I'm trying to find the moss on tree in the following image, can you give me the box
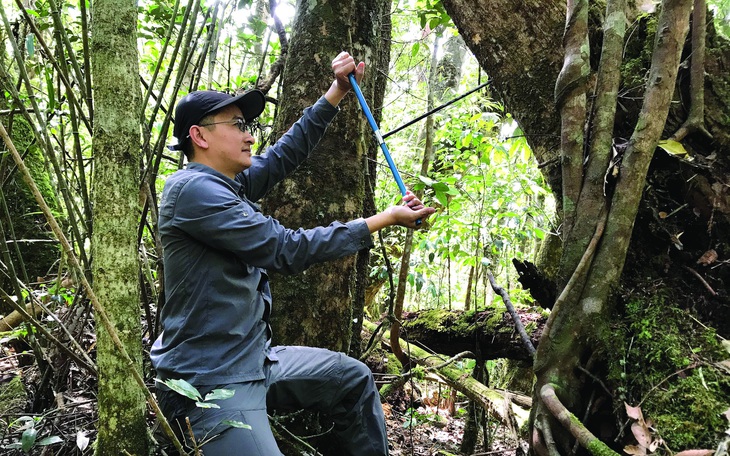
[605,293,730,449]
[1,115,61,289]
[0,376,27,415]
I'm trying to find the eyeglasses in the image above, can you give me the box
[198,118,262,136]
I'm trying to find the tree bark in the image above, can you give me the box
[443,0,730,450]
[0,112,60,297]
[400,308,543,362]
[442,0,566,195]
[264,0,391,353]
[90,0,148,452]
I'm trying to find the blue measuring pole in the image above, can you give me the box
[348,73,408,197]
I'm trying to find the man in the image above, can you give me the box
[151,52,434,455]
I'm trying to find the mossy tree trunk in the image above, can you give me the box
[0,116,60,299]
[263,0,391,353]
[90,0,147,453]
[0,34,60,298]
[444,0,730,450]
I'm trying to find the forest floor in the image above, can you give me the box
[381,384,522,456]
[0,327,521,455]
[0,350,521,455]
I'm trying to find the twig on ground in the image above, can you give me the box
[682,265,717,296]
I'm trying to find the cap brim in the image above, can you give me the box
[205,89,265,122]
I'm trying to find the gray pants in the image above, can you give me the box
[157,346,388,455]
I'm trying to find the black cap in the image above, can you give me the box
[168,89,265,151]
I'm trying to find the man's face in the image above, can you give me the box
[195,104,256,177]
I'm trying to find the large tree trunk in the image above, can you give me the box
[443,0,730,450]
[90,0,147,453]
[442,0,565,195]
[264,0,391,353]
[0,43,60,298]
[0,117,60,299]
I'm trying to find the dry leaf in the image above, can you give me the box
[632,422,652,448]
[673,450,714,456]
[716,361,730,375]
[76,431,89,451]
[696,249,718,266]
[626,402,644,421]
[659,211,668,219]
[648,438,664,453]
[625,445,647,456]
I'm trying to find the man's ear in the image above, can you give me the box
[189,125,209,150]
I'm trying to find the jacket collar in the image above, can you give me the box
[186,162,242,193]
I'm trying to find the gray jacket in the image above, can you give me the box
[151,96,373,386]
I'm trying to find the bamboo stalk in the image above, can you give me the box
[13,0,91,132]
[47,0,90,113]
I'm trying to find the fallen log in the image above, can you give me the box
[0,303,46,331]
[363,319,532,431]
[399,308,546,361]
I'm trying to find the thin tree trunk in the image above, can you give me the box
[391,33,442,365]
[90,0,147,452]
[464,265,475,311]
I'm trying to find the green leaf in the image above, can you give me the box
[45,68,55,112]
[195,401,220,409]
[221,420,252,430]
[411,42,420,58]
[418,175,436,186]
[434,191,449,206]
[37,436,63,446]
[462,133,472,147]
[204,388,235,402]
[428,16,442,30]
[158,378,202,401]
[21,428,37,453]
[25,34,35,58]
[657,139,688,156]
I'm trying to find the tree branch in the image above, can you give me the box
[540,383,620,456]
[538,205,607,353]
[256,0,289,95]
[555,0,590,237]
[488,272,536,356]
[670,0,712,141]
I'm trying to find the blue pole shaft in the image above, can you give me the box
[348,73,408,197]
